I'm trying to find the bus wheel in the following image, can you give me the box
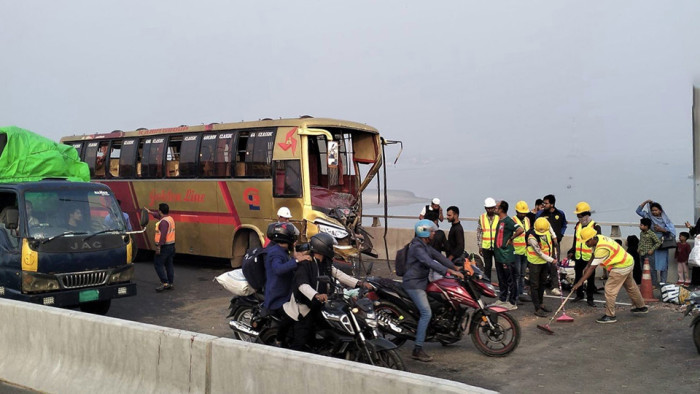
[79,300,111,315]
[231,230,262,268]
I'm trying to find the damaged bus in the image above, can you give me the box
[60,117,384,272]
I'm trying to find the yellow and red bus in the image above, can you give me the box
[60,117,383,268]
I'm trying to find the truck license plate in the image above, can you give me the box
[79,290,99,303]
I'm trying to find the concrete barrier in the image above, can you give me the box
[0,298,494,394]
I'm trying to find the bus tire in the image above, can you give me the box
[79,300,111,315]
[231,229,262,268]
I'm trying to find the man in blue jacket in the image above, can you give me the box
[403,219,464,362]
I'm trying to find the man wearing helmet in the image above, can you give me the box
[477,197,499,281]
[275,207,300,236]
[283,232,372,351]
[419,198,443,224]
[567,202,601,307]
[512,201,531,303]
[527,218,558,317]
[573,228,648,324]
[404,219,464,362]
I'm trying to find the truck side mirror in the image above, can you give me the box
[139,208,149,227]
[3,208,19,230]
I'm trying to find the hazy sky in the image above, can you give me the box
[2,1,700,227]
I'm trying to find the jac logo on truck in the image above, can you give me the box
[69,241,102,250]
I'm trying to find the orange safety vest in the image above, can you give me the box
[594,236,633,271]
[526,232,552,264]
[512,216,530,255]
[155,216,176,245]
[480,213,498,249]
[574,220,596,261]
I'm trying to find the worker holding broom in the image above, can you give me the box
[572,228,649,324]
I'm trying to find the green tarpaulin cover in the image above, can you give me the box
[0,126,89,183]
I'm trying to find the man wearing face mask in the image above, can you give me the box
[283,233,372,352]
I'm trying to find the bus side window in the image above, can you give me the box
[179,135,199,177]
[215,132,234,177]
[235,131,249,177]
[273,160,301,197]
[119,139,138,178]
[94,142,109,178]
[70,142,84,160]
[166,137,182,178]
[142,137,165,178]
[84,142,99,178]
[237,128,275,178]
[199,133,217,177]
[108,140,122,178]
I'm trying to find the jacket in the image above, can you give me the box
[263,243,297,310]
[402,237,456,290]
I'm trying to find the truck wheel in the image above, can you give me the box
[79,300,111,315]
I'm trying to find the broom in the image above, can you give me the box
[537,288,575,335]
[555,262,574,323]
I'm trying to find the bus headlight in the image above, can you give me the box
[317,224,349,239]
[108,265,135,284]
[21,272,60,293]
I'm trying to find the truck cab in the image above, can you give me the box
[0,180,140,314]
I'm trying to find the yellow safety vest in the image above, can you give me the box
[574,220,596,261]
[526,232,552,264]
[512,216,530,255]
[593,236,633,272]
[480,213,498,249]
[155,216,176,245]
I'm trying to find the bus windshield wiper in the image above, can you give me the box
[84,229,122,241]
[41,231,88,244]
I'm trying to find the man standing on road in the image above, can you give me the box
[526,199,543,228]
[403,219,464,362]
[567,202,601,307]
[419,198,444,225]
[477,197,499,281]
[536,194,566,296]
[492,201,523,310]
[573,228,648,324]
[512,201,531,303]
[148,203,175,292]
[446,206,464,262]
[527,218,557,317]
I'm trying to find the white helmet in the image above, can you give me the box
[484,197,497,208]
[277,207,292,219]
[431,198,440,205]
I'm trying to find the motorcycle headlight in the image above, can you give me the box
[317,224,349,239]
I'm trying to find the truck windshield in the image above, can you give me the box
[25,189,125,239]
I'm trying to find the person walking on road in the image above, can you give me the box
[573,227,648,324]
[492,201,523,310]
[148,203,175,292]
[567,202,601,307]
[527,218,557,317]
[478,197,499,281]
[446,206,465,262]
[403,219,464,362]
[419,198,444,225]
[536,194,566,295]
[512,201,531,302]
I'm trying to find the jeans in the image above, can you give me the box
[482,248,495,282]
[154,244,175,284]
[529,263,549,311]
[495,261,517,304]
[404,288,431,347]
[514,254,527,296]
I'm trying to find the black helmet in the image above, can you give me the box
[269,223,296,244]
[309,232,336,259]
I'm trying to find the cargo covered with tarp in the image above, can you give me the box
[0,126,89,182]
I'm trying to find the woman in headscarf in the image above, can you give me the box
[636,200,676,286]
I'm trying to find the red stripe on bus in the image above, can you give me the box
[218,181,242,227]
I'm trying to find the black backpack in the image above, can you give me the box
[394,243,411,276]
[241,247,267,291]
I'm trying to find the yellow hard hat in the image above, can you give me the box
[580,227,598,243]
[574,201,591,215]
[515,200,529,214]
[534,218,550,235]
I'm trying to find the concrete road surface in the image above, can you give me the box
[106,257,700,394]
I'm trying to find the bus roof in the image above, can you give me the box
[61,117,379,141]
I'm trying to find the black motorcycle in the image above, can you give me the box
[683,290,700,354]
[227,293,264,342]
[229,277,405,371]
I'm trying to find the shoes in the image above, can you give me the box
[519,295,532,302]
[539,304,552,313]
[631,306,649,314]
[587,300,596,307]
[572,295,584,303]
[505,302,518,311]
[677,281,684,285]
[596,315,617,324]
[491,300,507,307]
[550,288,561,296]
[534,309,549,317]
[155,283,172,292]
[411,347,433,362]
[686,281,692,286]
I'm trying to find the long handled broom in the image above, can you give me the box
[555,263,574,323]
[537,290,575,335]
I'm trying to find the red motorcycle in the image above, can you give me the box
[365,267,520,357]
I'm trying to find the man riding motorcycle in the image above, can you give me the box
[404,219,464,362]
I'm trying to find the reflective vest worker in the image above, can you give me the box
[149,203,176,292]
[526,217,556,317]
[512,201,531,256]
[573,228,648,324]
[567,201,602,306]
[477,197,498,281]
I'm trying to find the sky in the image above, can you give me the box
[2,1,700,231]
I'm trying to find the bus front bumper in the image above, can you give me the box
[2,282,137,308]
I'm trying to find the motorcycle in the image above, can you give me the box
[227,293,264,342]
[229,277,405,371]
[366,267,521,357]
[683,290,700,354]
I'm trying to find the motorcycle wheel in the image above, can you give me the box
[470,311,520,357]
[256,327,279,346]
[374,302,408,347]
[693,322,700,355]
[230,306,256,342]
[375,349,406,371]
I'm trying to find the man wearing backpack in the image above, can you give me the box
[403,219,464,362]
